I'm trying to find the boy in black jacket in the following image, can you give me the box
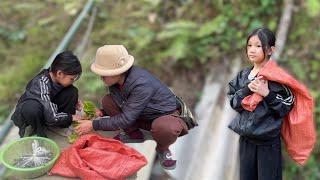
[11,51,82,137]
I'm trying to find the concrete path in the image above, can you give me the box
[0,126,156,180]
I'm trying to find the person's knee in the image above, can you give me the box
[101,94,113,107]
[64,85,78,100]
[101,94,117,113]
[21,100,43,117]
[21,100,44,127]
[152,116,182,137]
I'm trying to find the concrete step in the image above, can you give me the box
[0,126,156,180]
[195,97,239,180]
[188,59,241,180]
[166,82,222,180]
[167,58,242,180]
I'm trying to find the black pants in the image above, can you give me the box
[240,136,282,180]
[20,85,78,137]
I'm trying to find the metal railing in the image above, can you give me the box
[0,0,95,145]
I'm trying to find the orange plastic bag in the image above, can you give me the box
[241,60,316,165]
[49,134,147,180]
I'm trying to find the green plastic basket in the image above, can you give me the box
[0,136,60,179]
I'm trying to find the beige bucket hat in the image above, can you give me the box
[90,45,134,76]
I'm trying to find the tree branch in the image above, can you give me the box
[272,0,294,61]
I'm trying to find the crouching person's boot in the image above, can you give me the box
[151,114,188,170]
[156,149,177,170]
[113,129,145,143]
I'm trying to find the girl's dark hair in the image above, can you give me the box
[50,51,82,76]
[246,27,276,59]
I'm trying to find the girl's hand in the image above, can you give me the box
[248,76,270,97]
[95,109,104,117]
[72,114,85,121]
[74,120,93,135]
[76,100,83,111]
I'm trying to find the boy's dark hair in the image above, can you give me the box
[50,51,82,76]
[246,27,276,59]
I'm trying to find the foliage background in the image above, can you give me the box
[0,0,319,179]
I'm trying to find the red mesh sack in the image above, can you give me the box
[49,133,147,179]
[241,60,316,165]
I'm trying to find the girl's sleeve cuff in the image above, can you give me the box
[239,86,252,98]
[265,91,276,103]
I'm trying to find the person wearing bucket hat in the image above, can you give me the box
[75,45,192,170]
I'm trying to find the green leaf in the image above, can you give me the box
[83,101,96,119]
[165,21,198,30]
[143,0,161,6]
[68,132,78,144]
[306,0,320,17]
[310,60,320,71]
[289,60,307,80]
[157,21,197,40]
[63,1,81,15]
[196,15,228,38]
[167,36,189,60]
[38,16,56,26]
[248,20,263,32]
[128,27,155,51]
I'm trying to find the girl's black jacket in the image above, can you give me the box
[228,67,294,144]
[11,69,73,137]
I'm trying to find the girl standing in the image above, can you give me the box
[228,27,294,180]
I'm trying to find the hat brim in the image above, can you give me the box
[90,55,134,76]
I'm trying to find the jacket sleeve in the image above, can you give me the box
[264,84,294,118]
[227,73,253,113]
[38,76,72,127]
[92,82,155,131]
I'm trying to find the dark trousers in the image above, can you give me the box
[20,85,78,137]
[240,136,282,180]
[101,94,188,151]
